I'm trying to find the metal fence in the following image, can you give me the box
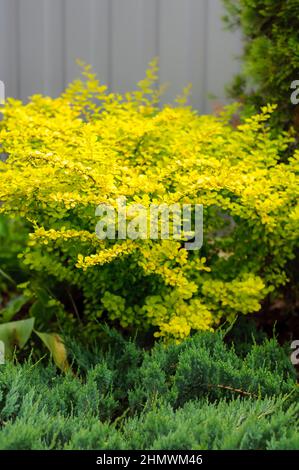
[0,0,242,112]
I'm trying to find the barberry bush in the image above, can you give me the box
[0,62,298,340]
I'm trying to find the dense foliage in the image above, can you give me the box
[222,0,299,131]
[0,64,298,341]
[0,331,298,450]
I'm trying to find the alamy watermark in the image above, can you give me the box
[0,80,5,105]
[291,340,299,366]
[0,341,4,365]
[95,197,203,250]
[290,80,299,105]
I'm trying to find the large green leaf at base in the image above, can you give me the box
[0,317,35,357]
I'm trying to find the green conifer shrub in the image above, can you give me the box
[222,0,299,131]
[0,331,298,450]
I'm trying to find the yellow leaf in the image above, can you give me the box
[35,331,70,373]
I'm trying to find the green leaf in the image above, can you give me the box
[0,295,28,322]
[0,266,17,287]
[35,331,70,373]
[0,317,35,357]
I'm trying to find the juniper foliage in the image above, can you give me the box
[0,331,298,450]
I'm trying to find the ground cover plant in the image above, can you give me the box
[0,330,298,450]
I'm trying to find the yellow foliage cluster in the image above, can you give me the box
[0,61,298,340]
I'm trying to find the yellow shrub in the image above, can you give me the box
[0,61,298,340]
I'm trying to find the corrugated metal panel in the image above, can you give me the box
[0,0,242,112]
